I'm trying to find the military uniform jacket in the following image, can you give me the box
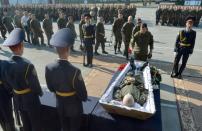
[82,24,95,45]
[45,60,87,117]
[66,22,77,38]
[96,22,105,42]
[42,18,53,33]
[0,60,13,109]
[30,19,42,33]
[112,18,125,37]
[79,20,85,40]
[14,15,22,28]
[2,16,14,31]
[175,29,196,54]
[131,31,154,55]
[121,22,135,43]
[57,18,66,29]
[4,56,42,110]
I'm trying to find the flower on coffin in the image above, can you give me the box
[128,48,132,54]
[118,63,127,71]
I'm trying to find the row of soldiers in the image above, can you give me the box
[1,4,136,23]
[156,5,202,27]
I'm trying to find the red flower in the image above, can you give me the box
[118,64,127,71]
[128,48,132,54]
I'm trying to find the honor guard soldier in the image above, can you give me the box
[112,12,125,54]
[2,28,43,131]
[82,14,95,67]
[45,28,88,131]
[0,60,15,131]
[79,14,85,51]
[171,16,196,79]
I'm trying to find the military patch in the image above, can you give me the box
[78,73,83,81]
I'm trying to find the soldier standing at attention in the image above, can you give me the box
[14,10,22,28]
[45,28,87,131]
[130,23,153,61]
[79,14,85,50]
[57,12,66,30]
[0,15,7,40]
[171,16,196,79]
[2,11,14,33]
[112,12,125,54]
[2,28,43,131]
[132,18,142,36]
[0,60,16,131]
[82,14,95,68]
[121,16,135,60]
[30,14,44,46]
[21,11,31,43]
[66,16,77,52]
[42,14,53,47]
[94,16,108,55]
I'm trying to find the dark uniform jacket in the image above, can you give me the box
[2,16,14,32]
[14,15,22,28]
[82,24,95,45]
[79,20,85,40]
[30,19,43,33]
[42,18,53,33]
[96,22,105,42]
[5,56,42,110]
[121,22,135,43]
[112,18,125,37]
[66,22,77,39]
[175,29,196,54]
[57,18,66,29]
[45,60,87,117]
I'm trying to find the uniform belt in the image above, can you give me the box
[84,35,93,39]
[180,43,191,47]
[56,91,76,97]
[14,88,31,95]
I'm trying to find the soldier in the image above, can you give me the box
[2,28,43,131]
[0,15,7,40]
[82,14,95,68]
[21,11,31,43]
[2,11,14,33]
[14,10,22,28]
[121,16,135,60]
[45,28,87,131]
[42,14,53,46]
[171,16,196,79]
[79,14,85,50]
[57,12,66,30]
[0,60,16,131]
[27,13,33,44]
[112,12,125,54]
[130,23,153,61]
[131,18,142,39]
[30,14,44,46]
[94,16,108,55]
[66,16,77,52]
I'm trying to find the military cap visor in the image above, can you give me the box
[3,28,25,47]
[50,28,75,48]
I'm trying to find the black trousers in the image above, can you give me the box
[0,91,15,131]
[20,108,41,131]
[60,116,81,131]
[45,31,53,45]
[85,45,93,65]
[124,42,130,59]
[33,32,44,45]
[114,35,122,51]
[172,51,190,75]
[24,26,31,43]
[0,26,7,39]
[95,40,105,52]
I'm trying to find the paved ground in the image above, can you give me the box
[1,7,202,131]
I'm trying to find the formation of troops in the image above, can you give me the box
[0,3,198,131]
[156,5,202,27]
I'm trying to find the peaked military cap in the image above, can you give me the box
[84,13,92,18]
[50,28,75,47]
[3,28,25,47]
[185,15,196,22]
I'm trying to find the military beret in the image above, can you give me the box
[84,13,92,18]
[185,15,196,22]
[50,28,75,48]
[3,28,25,47]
